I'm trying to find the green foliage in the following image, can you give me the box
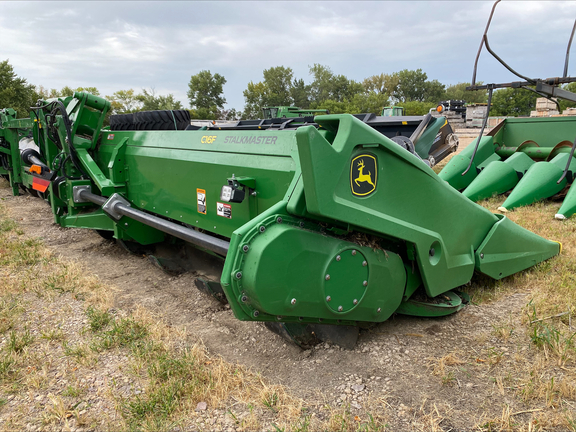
[107,89,140,115]
[187,70,226,120]
[490,87,539,116]
[394,68,445,103]
[0,59,37,118]
[242,66,297,119]
[137,88,183,111]
[308,64,364,105]
[291,78,309,109]
[242,81,268,119]
[558,82,576,112]
[263,66,294,106]
[402,101,437,116]
[444,82,487,104]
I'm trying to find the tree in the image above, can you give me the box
[107,89,140,115]
[394,69,445,103]
[490,88,539,116]
[137,88,183,111]
[262,66,294,106]
[0,59,37,118]
[291,78,309,109]
[444,82,488,104]
[363,73,399,99]
[308,64,363,105]
[558,82,576,111]
[187,70,226,120]
[242,81,268,119]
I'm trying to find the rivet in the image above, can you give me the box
[242,245,249,252]
[291,298,297,305]
[235,271,242,279]
[276,217,282,224]
[336,255,341,261]
[377,307,381,313]
[214,226,216,229]
[298,317,303,321]
[153,207,156,209]
[166,211,168,214]
[362,261,367,267]
[124,223,128,226]
[180,215,182,218]
[253,310,260,317]
[352,250,357,256]
[363,281,368,287]
[338,306,343,312]
[299,221,305,228]
[277,316,282,321]
[325,274,330,281]
[259,226,266,233]
[326,296,331,302]
[353,299,358,305]
[241,295,248,303]
[480,253,484,259]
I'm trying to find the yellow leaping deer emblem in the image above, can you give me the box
[355,159,375,188]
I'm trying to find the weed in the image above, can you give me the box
[91,317,148,352]
[62,384,84,398]
[0,354,16,382]
[62,341,89,359]
[40,327,65,342]
[6,329,34,353]
[85,306,112,332]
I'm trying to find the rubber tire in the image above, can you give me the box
[133,110,191,131]
[109,113,134,131]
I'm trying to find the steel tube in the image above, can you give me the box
[78,190,230,255]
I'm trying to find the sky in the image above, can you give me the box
[2,1,576,111]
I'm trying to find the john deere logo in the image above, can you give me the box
[350,154,377,197]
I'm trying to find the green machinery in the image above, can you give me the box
[381,106,404,117]
[440,0,576,220]
[0,92,560,348]
[438,116,576,219]
[261,106,329,119]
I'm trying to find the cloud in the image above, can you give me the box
[1,1,576,109]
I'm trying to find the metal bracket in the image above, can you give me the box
[72,185,91,203]
[102,193,131,221]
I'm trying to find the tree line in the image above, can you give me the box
[2,59,576,121]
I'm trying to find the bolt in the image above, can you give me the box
[299,221,305,228]
[377,307,381,313]
[251,191,257,196]
[180,215,182,218]
[326,296,331,302]
[235,271,242,279]
[291,298,297,305]
[124,223,128,226]
[338,306,343,312]
[353,299,358,305]
[259,226,266,233]
[166,211,168,214]
[352,250,357,256]
[276,217,282,224]
[241,295,248,303]
[362,261,367,267]
[480,253,484,259]
[253,310,259,317]
[242,245,250,252]
[214,226,216,229]
[363,281,368,287]
[325,274,330,281]
[429,248,435,257]
[277,316,282,321]
[336,255,341,261]
[298,317,303,321]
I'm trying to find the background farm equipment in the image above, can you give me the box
[0,90,560,348]
[440,0,576,219]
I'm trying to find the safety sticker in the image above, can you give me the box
[197,189,207,214]
[107,134,115,140]
[217,202,232,219]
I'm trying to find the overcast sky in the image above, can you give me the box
[2,1,576,110]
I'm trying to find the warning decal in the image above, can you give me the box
[197,189,206,214]
[217,202,232,219]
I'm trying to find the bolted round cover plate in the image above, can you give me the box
[324,249,368,313]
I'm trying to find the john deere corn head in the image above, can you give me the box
[0,92,560,348]
[439,116,576,219]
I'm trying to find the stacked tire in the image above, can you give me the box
[110,110,191,131]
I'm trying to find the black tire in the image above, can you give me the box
[133,110,191,131]
[109,113,134,131]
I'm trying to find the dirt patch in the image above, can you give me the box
[1,181,574,431]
